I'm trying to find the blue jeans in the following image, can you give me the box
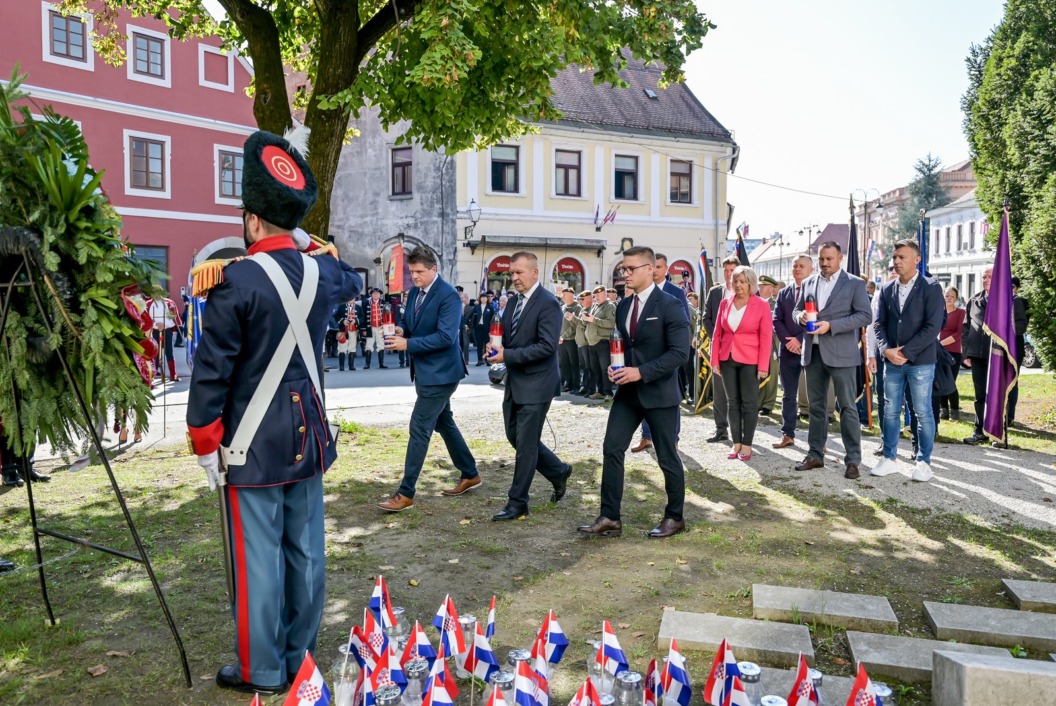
[882,362,935,463]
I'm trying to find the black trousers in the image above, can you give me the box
[721,359,760,446]
[779,356,803,438]
[938,354,962,413]
[600,384,684,522]
[558,340,579,390]
[968,355,988,435]
[591,341,612,395]
[578,345,594,393]
[473,326,489,363]
[502,394,565,510]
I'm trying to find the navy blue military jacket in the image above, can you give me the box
[187,236,362,486]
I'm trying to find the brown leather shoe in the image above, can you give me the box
[794,456,824,471]
[576,516,622,537]
[772,435,795,449]
[631,439,653,453]
[647,518,686,539]
[844,463,860,480]
[441,476,482,496]
[377,493,414,512]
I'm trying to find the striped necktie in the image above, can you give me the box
[510,294,525,336]
[415,289,426,316]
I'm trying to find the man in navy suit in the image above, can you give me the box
[631,253,690,453]
[578,246,690,539]
[869,239,945,483]
[771,254,813,449]
[377,247,480,511]
[486,251,572,521]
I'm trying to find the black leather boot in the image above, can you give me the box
[364,351,372,369]
[378,351,388,369]
[338,353,345,371]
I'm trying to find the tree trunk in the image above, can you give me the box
[217,0,292,135]
[300,2,361,238]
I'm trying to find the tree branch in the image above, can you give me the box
[217,0,292,133]
[355,0,422,64]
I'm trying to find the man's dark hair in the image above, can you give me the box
[455,285,464,292]
[407,246,437,268]
[654,252,668,264]
[722,255,741,266]
[623,246,655,262]
[893,238,920,255]
[818,241,842,253]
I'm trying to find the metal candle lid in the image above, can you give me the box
[492,671,515,688]
[460,614,477,627]
[393,606,406,619]
[405,658,429,678]
[807,668,823,686]
[376,685,402,706]
[599,696,616,706]
[507,648,531,665]
[760,697,788,706]
[873,682,893,699]
[737,661,761,683]
[617,671,643,687]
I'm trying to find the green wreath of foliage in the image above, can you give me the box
[0,69,162,457]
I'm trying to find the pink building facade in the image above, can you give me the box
[0,1,257,297]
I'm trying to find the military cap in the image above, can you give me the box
[241,128,317,230]
[758,275,779,287]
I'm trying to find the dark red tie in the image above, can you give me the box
[629,295,640,338]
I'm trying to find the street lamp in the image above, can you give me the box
[463,199,481,239]
[851,188,884,277]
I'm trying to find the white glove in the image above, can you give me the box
[291,227,311,251]
[198,451,222,491]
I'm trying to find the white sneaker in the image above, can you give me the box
[911,461,933,482]
[869,457,899,477]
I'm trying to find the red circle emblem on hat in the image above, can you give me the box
[261,145,306,190]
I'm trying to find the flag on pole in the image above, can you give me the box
[847,196,861,278]
[370,575,398,630]
[185,252,206,370]
[422,673,455,706]
[285,651,331,706]
[567,678,603,706]
[734,224,750,267]
[486,596,497,639]
[844,663,882,706]
[644,658,662,706]
[515,659,543,706]
[786,654,818,706]
[595,621,629,676]
[401,620,437,668]
[983,206,1019,443]
[489,680,509,706]
[660,639,691,706]
[250,694,264,706]
[370,636,408,695]
[918,212,930,276]
[702,639,740,706]
[364,608,386,657]
[432,595,466,656]
[428,643,460,700]
[593,205,600,227]
[726,677,752,706]
[464,623,500,684]
[530,637,551,706]
[349,625,380,672]
[536,610,569,664]
[359,668,376,706]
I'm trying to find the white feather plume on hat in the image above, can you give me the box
[283,124,311,159]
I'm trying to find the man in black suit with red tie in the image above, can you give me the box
[577,246,690,539]
[486,251,572,521]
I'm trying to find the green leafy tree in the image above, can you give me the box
[895,153,950,241]
[64,0,714,237]
[962,0,1056,369]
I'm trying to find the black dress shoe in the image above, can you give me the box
[551,464,572,503]
[759,408,772,415]
[21,468,51,483]
[647,518,686,538]
[963,432,987,445]
[2,471,23,488]
[492,506,528,521]
[706,432,729,443]
[576,516,622,537]
[215,665,287,695]
[0,557,15,572]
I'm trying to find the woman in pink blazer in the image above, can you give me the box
[710,266,773,460]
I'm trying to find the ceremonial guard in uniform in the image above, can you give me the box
[149,294,184,381]
[757,274,780,414]
[362,289,388,368]
[338,301,358,371]
[186,128,362,694]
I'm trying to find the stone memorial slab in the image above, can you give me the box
[932,651,1056,706]
[846,630,1011,683]
[752,584,898,632]
[1001,578,1056,613]
[657,610,813,668]
[925,601,1056,652]
[757,666,855,704]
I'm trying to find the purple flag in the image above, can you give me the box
[982,207,1019,442]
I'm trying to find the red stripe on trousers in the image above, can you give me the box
[228,487,252,682]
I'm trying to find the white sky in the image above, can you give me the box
[684,0,1004,250]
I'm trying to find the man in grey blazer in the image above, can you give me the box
[792,242,872,479]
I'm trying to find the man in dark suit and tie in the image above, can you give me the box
[631,253,690,453]
[578,246,690,539]
[377,247,480,511]
[792,241,873,479]
[469,293,495,366]
[702,256,741,443]
[771,254,813,449]
[486,251,572,521]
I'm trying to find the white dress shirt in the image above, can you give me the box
[896,272,919,312]
[625,283,656,331]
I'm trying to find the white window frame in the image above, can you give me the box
[126,24,172,89]
[198,44,234,92]
[550,144,586,200]
[124,129,172,200]
[611,149,645,203]
[213,143,243,206]
[41,2,94,72]
[485,144,527,198]
[665,155,697,206]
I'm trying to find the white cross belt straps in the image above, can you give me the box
[221,252,321,467]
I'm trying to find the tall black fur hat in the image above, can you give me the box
[241,127,317,230]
